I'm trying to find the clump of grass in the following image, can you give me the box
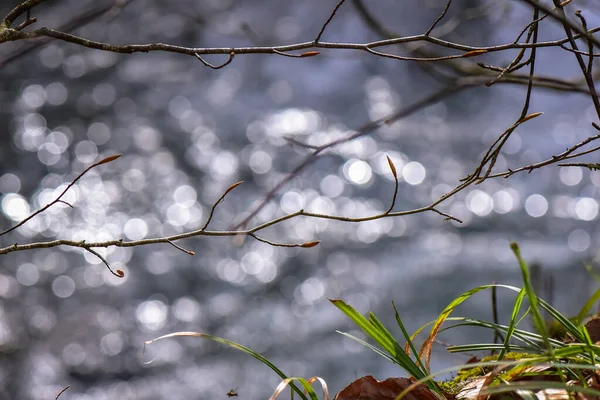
[145,242,600,399]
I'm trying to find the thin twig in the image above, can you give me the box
[85,247,123,278]
[249,233,312,248]
[385,156,399,214]
[0,154,121,236]
[232,81,477,231]
[167,240,195,255]
[550,1,600,122]
[55,385,70,400]
[315,0,347,42]
[518,0,600,48]
[195,51,235,69]
[15,17,36,31]
[424,0,452,36]
[201,181,243,231]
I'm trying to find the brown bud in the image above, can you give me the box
[300,240,320,248]
[116,269,125,277]
[520,112,543,123]
[96,154,121,166]
[461,49,488,58]
[300,51,320,58]
[224,181,243,196]
[386,155,397,179]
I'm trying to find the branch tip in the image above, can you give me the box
[519,112,543,123]
[300,240,320,248]
[96,154,121,166]
[300,51,320,57]
[386,155,397,179]
[461,49,488,58]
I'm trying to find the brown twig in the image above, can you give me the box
[201,181,243,231]
[0,154,121,236]
[85,247,123,278]
[195,51,235,69]
[315,0,347,42]
[385,156,399,214]
[3,22,600,61]
[2,0,44,28]
[55,385,70,400]
[424,0,452,36]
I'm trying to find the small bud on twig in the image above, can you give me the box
[461,49,488,58]
[520,112,543,123]
[386,155,397,179]
[95,154,122,166]
[300,241,320,248]
[300,51,320,57]
[224,181,244,197]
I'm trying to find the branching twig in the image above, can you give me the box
[2,0,44,28]
[0,154,121,236]
[201,181,244,231]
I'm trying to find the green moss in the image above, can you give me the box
[438,352,537,396]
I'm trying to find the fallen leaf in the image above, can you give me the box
[335,375,441,400]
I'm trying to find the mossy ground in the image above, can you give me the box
[437,352,537,396]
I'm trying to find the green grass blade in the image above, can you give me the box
[499,287,527,360]
[575,286,600,323]
[510,242,551,353]
[367,312,429,380]
[446,343,537,353]
[420,284,501,371]
[331,299,432,385]
[392,301,429,377]
[330,299,395,354]
[144,331,310,400]
[336,331,400,365]
[481,381,600,398]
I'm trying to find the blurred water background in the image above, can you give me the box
[1,0,600,398]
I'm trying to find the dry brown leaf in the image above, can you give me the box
[334,375,441,400]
